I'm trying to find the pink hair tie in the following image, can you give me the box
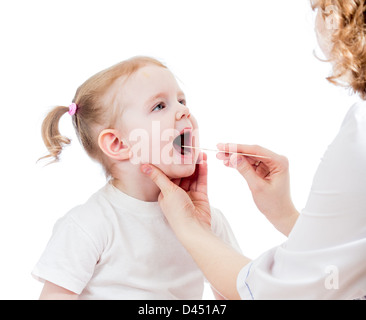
[68,103,78,116]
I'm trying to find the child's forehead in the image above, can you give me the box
[130,65,178,86]
[118,66,183,100]
[101,64,185,114]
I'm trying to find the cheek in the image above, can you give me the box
[126,123,154,164]
[129,138,150,164]
[151,126,177,164]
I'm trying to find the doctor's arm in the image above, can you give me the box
[141,155,250,300]
[180,221,250,300]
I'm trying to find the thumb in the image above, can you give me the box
[140,164,180,199]
[141,164,194,227]
[229,154,261,188]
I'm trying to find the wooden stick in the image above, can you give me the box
[182,146,271,159]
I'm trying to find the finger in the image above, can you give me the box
[192,154,208,193]
[216,152,229,160]
[255,161,271,179]
[142,164,196,228]
[186,162,200,191]
[180,176,192,192]
[217,143,275,165]
[218,142,269,154]
[196,150,208,164]
[246,157,257,165]
[179,152,206,191]
[219,153,256,167]
[140,164,178,197]
[228,154,264,189]
[217,152,258,167]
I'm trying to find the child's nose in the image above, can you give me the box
[175,104,190,120]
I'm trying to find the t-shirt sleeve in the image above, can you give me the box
[32,213,100,294]
[210,207,242,254]
[237,103,366,300]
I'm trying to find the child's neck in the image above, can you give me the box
[111,166,161,202]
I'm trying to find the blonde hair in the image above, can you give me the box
[311,0,366,99]
[39,56,167,173]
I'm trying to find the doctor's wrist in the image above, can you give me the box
[274,205,300,237]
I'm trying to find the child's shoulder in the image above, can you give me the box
[56,185,115,245]
[67,185,113,222]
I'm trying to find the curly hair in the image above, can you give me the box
[311,0,366,99]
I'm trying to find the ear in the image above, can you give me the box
[98,129,131,161]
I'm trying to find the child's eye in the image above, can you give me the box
[152,103,166,112]
[179,99,186,106]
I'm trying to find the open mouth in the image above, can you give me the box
[173,129,192,156]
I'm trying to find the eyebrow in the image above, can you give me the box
[146,93,167,106]
[145,91,186,106]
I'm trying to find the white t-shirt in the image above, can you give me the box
[33,182,240,300]
[237,101,366,300]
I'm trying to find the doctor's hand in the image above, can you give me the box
[140,153,211,238]
[217,143,299,236]
[141,152,250,300]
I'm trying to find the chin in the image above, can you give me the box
[160,163,196,180]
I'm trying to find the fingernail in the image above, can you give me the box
[230,155,243,167]
[141,164,152,175]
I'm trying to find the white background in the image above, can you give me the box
[0,0,359,299]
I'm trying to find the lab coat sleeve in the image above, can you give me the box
[237,102,366,300]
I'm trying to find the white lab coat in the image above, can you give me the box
[237,101,366,300]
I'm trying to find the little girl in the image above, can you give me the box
[32,56,241,300]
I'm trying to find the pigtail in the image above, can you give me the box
[37,56,167,174]
[39,106,71,163]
